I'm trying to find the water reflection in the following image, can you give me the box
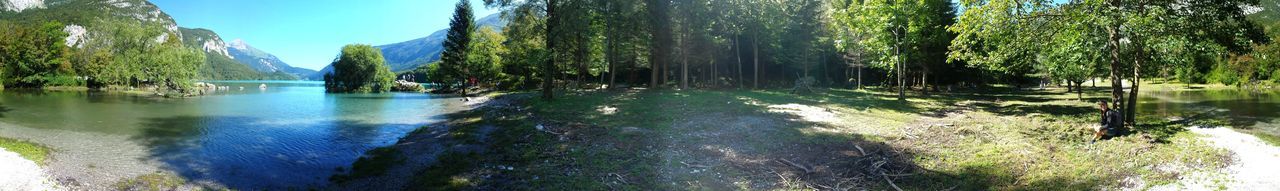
[0,81,452,189]
[1140,89,1280,138]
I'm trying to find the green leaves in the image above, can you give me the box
[326,44,394,93]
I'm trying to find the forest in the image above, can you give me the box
[401,0,1280,124]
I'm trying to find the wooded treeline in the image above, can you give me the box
[0,19,205,92]
[420,0,1277,126]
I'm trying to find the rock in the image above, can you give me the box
[392,80,425,92]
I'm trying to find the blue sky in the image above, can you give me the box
[150,0,500,70]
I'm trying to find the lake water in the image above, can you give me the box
[0,81,460,189]
[1139,89,1280,139]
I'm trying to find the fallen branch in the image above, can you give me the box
[853,144,868,156]
[883,172,918,177]
[779,159,813,174]
[680,161,712,169]
[882,173,904,191]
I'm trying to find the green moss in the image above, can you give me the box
[0,137,50,165]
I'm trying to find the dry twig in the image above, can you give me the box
[778,159,813,174]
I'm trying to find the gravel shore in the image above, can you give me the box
[0,147,60,191]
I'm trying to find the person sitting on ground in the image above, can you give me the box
[1093,101,1124,143]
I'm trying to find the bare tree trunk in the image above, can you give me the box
[606,21,616,89]
[542,0,556,100]
[896,38,905,101]
[753,38,760,89]
[711,58,717,88]
[736,38,743,89]
[681,46,688,89]
[922,67,929,96]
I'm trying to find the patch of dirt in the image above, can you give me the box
[651,109,922,190]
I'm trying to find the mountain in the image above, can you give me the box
[227,39,318,79]
[1,0,182,45]
[309,13,509,79]
[1251,0,1280,35]
[180,27,296,80]
[1,0,299,80]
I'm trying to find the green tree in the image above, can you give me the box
[469,27,507,84]
[326,44,395,93]
[0,21,74,88]
[442,0,476,96]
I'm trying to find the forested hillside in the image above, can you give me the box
[0,0,206,91]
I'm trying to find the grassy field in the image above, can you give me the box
[0,137,51,165]
[382,86,1234,190]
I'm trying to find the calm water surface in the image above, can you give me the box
[0,81,456,189]
[1139,89,1280,138]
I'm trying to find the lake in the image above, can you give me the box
[0,81,461,189]
[1139,89,1280,140]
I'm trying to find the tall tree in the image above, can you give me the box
[442,0,476,96]
[648,0,672,89]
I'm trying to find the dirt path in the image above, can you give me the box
[0,147,60,191]
[1154,127,1280,190]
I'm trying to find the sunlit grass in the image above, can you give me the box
[0,137,50,165]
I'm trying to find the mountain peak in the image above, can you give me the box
[229,38,250,50]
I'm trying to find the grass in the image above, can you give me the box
[380,84,1241,190]
[0,137,51,165]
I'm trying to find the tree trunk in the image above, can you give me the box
[1076,81,1084,100]
[922,67,929,96]
[681,45,688,90]
[736,38,743,89]
[606,22,616,89]
[542,0,556,100]
[753,38,760,89]
[711,58,717,88]
[1127,40,1144,125]
[1106,24,1124,116]
[896,39,905,101]
[857,65,862,90]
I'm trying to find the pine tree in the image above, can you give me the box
[441,0,475,96]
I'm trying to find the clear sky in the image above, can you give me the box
[150,0,501,70]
